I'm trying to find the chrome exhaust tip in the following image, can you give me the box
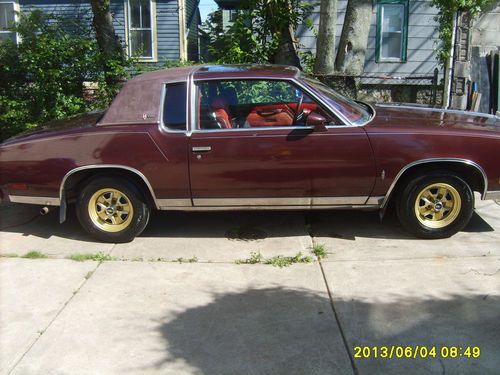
[40,207,50,215]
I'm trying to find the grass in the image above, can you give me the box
[67,252,116,262]
[264,253,313,268]
[0,253,19,258]
[176,256,198,264]
[236,251,313,268]
[84,271,94,280]
[235,251,264,265]
[22,251,48,259]
[311,243,328,260]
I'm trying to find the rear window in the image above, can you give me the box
[163,82,187,130]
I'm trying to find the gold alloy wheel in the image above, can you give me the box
[414,183,461,229]
[88,188,134,232]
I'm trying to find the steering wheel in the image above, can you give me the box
[293,93,304,124]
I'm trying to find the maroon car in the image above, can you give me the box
[1,65,499,242]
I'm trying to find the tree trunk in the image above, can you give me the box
[269,0,301,68]
[273,24,302,68]
[90,0,125,85]
[334,0,372,76]
[313,0,337,75]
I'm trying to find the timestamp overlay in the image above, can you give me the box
[353,345,481,359]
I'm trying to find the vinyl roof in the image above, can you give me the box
[129,64,300,83]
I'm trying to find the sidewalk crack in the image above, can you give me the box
[7,260,103,374]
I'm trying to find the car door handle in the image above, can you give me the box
[191,146,212,153]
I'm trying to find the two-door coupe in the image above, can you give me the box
[1,65,499,242]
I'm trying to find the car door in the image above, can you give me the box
[188,78,376,207]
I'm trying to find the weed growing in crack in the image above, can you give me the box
[311,243,327,259]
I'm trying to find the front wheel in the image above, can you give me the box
[397,172,474,239]
[76,177,150,243]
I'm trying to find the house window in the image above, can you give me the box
[376,0,408,62]
[127,0,154,59]
[0,1,17,43]
[229,9,238,22]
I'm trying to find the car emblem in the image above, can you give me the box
[142,113,154,120]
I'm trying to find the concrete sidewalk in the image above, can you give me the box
[1,200,499,374]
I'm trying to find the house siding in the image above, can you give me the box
[156,0,181,61]
[19,0,184,62]
[296,0,443,79]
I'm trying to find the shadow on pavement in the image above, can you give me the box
[154,287,352,375]
[153,287,500,375]
[0,203,495,243]
[305,210,494,241]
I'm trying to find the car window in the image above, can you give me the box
[195,79,339,130]
[163,82,187,131]
[302,76,372,125]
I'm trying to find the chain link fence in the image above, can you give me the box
[315,68,443,107]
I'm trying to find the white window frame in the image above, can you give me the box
[124,0,157,62]
[0,0,19,44]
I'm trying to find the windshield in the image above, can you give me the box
[302,77,372,125]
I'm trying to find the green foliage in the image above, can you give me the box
[0,10,129,141]
[206,1,314,66]
[199,80,298,107]
[22,251,48,259]
[311,243,327,259]
[235,252,264,264]
[431,0,494,66]
[67,252,116,262]
[264,252,313,268]
[235,251,313,267]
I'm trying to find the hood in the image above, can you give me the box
[369,104,499,134]
[2,110,105,146]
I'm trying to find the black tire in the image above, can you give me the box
[396,172,474,239]
[76,177,150,243]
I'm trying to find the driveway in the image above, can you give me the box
[1,200,499,374]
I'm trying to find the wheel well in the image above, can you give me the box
[62,168,157,208]
[387,161,486,208]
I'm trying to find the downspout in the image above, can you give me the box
[443,12,458,109]
[178,0,187,60]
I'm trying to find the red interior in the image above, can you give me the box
[245,103,318,127]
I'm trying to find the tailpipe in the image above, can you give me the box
[40,207,50,215]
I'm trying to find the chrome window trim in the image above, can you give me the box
[59,165,161,209]
[190,76,369,132]
[381,158,489,209]
[158,78,190,134]
[375,104,500,120]
[9,195,60,206]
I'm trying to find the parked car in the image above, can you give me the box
[1,65,499,242]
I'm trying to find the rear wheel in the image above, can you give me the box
[76,177,150,243]
[397,172,474,239]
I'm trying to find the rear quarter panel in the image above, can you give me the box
[0,125,190,201]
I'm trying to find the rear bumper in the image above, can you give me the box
[484,191,500,200]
